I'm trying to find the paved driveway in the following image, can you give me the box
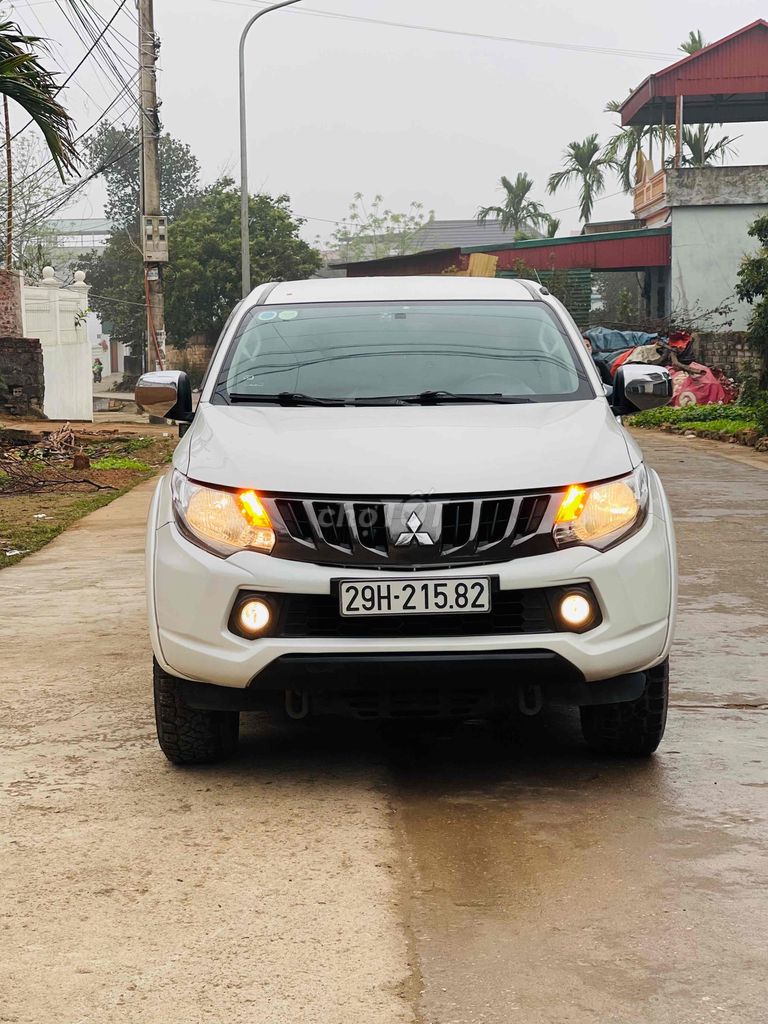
[2,434,767,1023]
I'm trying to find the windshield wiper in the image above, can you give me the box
[229,391,346,407]
[355,390,532,405]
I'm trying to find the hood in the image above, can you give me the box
[182,400,633,495]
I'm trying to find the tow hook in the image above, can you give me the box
[518,684,543,716]
[285,689,310,719]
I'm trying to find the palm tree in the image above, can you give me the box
[603,99,675,193]
[0,19,78,272]
[681,125,739,167]
[547,135,616,224]
[543,214,560,238]
[477,172,546,236]
[679,29,706,55]
[0,20,78,177]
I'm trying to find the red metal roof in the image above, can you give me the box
[341,228,671,277]
[492,230,669,272]
[620,20,768,125]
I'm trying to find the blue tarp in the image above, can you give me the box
[584,327,659,354]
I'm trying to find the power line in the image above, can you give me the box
[13,73,139,190]
[11,0,104,112]
[25,140,143,223]
[208,0,677,62]
[56,0,138,100]
[10,0,132,144]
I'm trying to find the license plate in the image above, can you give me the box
[338,577,491,617]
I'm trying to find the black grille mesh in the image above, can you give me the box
[275,588,554,639]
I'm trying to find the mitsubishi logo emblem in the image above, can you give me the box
[395,511,435,547]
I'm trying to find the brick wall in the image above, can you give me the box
[0,337,45,417]
[692,332,761,377]
[165,338,214,386]
[0,271,23,337]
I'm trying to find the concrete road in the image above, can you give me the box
[1,434,767,1023]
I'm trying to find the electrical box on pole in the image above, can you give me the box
[142,215,169,262]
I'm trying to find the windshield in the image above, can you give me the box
[211,300,594,405]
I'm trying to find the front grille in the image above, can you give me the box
[477,498,514,546]
[313,501,352,550]
[354,503,388,552]
[264,490,560,568]
[516,495,550,536]
[441,501,474,549]
[275,499,313,544]
[265,588,555,639]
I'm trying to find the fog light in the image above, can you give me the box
[238,598,271,635]
[559,592,593,628]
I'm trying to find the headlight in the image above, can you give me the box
[553,464,649,550]
[171,471,275,556]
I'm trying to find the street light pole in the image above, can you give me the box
[239,0,302,299]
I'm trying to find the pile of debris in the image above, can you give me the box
[584,328,739,406]
[0,423,115,495]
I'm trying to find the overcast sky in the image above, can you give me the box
[12,0,768,243]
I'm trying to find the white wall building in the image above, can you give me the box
[22,267,93,421]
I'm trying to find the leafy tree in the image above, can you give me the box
[164,178,321,344]
[0,18,78,178]
[547,135,616,224]
[477,173,546,236]
[617,287,636,324]
[330,193,434,262]
[0,136,59,275]
[80,230,144,359]
[735,215,768,387]
[85,121,200,232]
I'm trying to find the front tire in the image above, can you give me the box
[153,659,240,765]
[580,659,669,756]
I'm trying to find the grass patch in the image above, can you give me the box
[121,436,154,452]
[91,455,150,471]
[0,487,134,567]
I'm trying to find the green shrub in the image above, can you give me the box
[670,418,756,434]
[630,404,758,427]
[752,393,768,436]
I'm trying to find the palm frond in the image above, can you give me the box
[0,18,79,178]
[477,205,503,225]
[679,29,706,55]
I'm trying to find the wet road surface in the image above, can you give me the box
[2,433,767,1023]
[391,433,768,1023]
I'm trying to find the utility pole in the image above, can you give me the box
[137,0,167,370]
[3,96,12,270]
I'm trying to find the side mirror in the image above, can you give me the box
[135,370,193,422]
[611,363,672,416]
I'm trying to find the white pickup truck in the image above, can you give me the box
[137,275,676,764]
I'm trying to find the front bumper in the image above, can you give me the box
[146,470,676,692]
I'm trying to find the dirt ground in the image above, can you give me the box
[0,426,177,566]
[1,433,767,1024]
